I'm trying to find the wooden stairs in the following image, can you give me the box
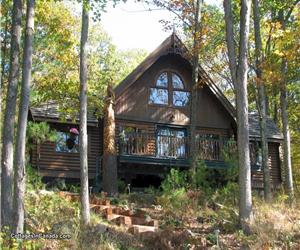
[59,192,159,234]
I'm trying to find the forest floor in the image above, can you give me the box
[1,186,300,250]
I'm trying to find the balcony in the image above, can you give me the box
[118,131,261,168]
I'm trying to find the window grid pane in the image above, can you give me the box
[156,72,168,87]
[173,91,190,106]
[172,73,184,89]
[149,88,168,105]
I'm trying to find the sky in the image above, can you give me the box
[101,0,221,52]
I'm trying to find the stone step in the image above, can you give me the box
[106,214,121,221]
[90,204,110,213]
[110,214,158,227]
[90,196,110,206]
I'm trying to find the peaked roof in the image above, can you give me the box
[114,33,236,119]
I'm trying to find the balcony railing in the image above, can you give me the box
[117,132,248,162]
[196,137,237,161]
[118,132,156,156]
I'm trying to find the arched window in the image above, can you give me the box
[149,71,190,107]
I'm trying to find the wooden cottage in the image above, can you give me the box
[29,34,283,189]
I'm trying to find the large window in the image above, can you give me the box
[157,126,187,158]
[149,71,190,107]
[56,131,79,153]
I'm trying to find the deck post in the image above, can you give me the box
[102,84,118,196]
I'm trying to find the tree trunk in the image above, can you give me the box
[79,0,90,226]
[224,0,252,233]
[279,11,294,199]
[1,0,22,230]
[0,8,8,229]
[252,0,271,202]
[102,85,118,196]
[190,0,202,171]
[12,0,35,234]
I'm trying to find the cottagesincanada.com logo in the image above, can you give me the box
[11,232,71,240]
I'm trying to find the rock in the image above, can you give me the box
[92,223,108,234]
[38,189,54,195]
[51,220,74,235]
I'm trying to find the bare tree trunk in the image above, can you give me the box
[12,0,35,234]
[1,0,22,230]
[103,85,118,196]
[224,0,252,233]
[190,0,202,171]
[280,60,293,197]
[253,0,271,202]
[278,11,294,199]
[79,0,90,226]
[0,8,8,230]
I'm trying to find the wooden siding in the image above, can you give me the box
[251,142,282,189]
[31,122,102,179]
[115,54,234,130]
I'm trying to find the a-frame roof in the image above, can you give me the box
[114,33,236,120]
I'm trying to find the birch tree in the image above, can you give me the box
[1,0,22,230]
[79,0,90,226]
[12,0,35,234]
[223,0,252,232]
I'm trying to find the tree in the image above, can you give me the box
[223,0,252,232]
[12,0,35,234]
[190,0,202,170]
[1,0,22,230]
[79,0,90,226]
[252,0,271,201]
[278,5,295,199]
[102,84,118,196]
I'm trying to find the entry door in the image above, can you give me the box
[156,126,187,158]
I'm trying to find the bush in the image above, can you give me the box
[27,121,57,147]
[26,164,45,190]
[161,169,188,193]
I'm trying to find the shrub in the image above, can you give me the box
[161,169,188,193]
[27,121,57,146]
[26,164,45,190]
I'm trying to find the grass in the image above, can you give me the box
[1,166,299,249]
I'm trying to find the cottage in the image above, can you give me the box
[29,34,283,189]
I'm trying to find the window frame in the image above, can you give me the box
[55,131,79,154]
[54,128,90,154]
[156,125,187,159]
[148,70,190,108]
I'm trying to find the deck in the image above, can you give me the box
[116,133,260,169]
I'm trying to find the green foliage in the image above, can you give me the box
[190,159,238,191]
[158,187,189,211]
[26,164,45,190]
[161,168,188,192]
[27,121,57,145]
[117,179,127,193]
[65,183,81,193]
[211,182,239,206]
